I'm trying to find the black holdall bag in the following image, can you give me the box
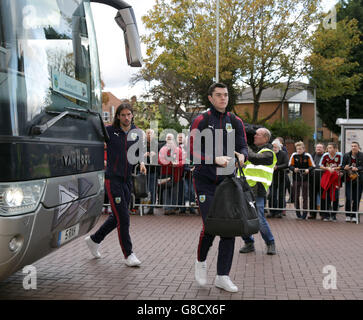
[132,173,149,199]
[204,157,260,238]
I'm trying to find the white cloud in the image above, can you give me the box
[91,1,155,99]
[91,0,338,100]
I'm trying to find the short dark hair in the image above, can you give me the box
[351,141,361,149]
[327,142,337,149]
[208,83,228,96]
[112,103,133,128]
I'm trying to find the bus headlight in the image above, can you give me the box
[5,188,24,207]
[0,180,46,216]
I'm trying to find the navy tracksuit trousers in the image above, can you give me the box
[194,178,235,276]
[91,178,133,258]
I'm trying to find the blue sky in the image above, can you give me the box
[91,0,339,100]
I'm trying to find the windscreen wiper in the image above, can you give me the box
[65,106,110,142]
[30,110,86,135]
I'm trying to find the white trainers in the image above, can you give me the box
[214,275,238,293]
[351,217,358,223]
[125,253,141,267]
[195,260,207,286]
[345,217,351,222]
[85,236,101,259]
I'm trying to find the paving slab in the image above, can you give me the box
[0,210,362,300]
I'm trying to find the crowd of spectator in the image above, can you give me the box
[102,126,362,221]
[132,129,197,216]
[266,140,363,223]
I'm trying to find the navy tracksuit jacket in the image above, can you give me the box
[190,106,248,275]
[91,124,143,258]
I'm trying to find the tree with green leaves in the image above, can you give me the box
[307,0,363,134]
[234,0,321,123]
[137,0,323,126]
[132,101,162,131]
[268,119,314,141]
[135,0,242,124]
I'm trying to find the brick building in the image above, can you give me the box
[101,92,137,126]
[101,82,339,155]
[234,82,338,154]
[101,92,122,126]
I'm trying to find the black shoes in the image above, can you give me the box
[240,242,277,255]
[239,242,255,253]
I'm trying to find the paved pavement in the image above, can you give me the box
[0,210,362,300]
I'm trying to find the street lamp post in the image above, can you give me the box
[314,86,317,144]
[346,99,350,120]
[216,0,219,83]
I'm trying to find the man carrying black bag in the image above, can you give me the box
[189,83,248,293]
[238,128,277,255]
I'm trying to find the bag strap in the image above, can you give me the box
[235,154,247,179]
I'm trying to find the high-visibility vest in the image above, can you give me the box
[238,148,277,191]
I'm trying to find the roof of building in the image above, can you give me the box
[236,81,315,104]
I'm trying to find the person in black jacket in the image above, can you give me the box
[342,141,363,223]
[308,143,325,219]
[85,103,146,267]
[277,136,292,202]
[268,139,289,218]
[289,141,315,220]
[190,83,248,293]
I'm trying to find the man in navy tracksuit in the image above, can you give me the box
[85,103,146,267]
[190,83,248,292]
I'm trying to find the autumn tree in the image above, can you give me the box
[135,0,243,124]
[307,0,363,134]
[235,0,321,123]
[131,100,163,131]
[137,0,326,125]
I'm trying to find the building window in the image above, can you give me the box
[103,111,110,122]
[288,103,301,120]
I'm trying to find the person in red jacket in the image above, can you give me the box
[158,133,185,215]
[319,142,342,221]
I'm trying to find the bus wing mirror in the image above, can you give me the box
[115,8,143,67]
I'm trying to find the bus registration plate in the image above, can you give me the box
[58,224,80,246]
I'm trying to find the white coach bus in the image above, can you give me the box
[0,0,142,281]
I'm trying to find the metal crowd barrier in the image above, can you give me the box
[267,168,362,224]
[132,164,198,216]
[102,164,362,224]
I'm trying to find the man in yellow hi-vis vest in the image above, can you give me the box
[238,128,277,255]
